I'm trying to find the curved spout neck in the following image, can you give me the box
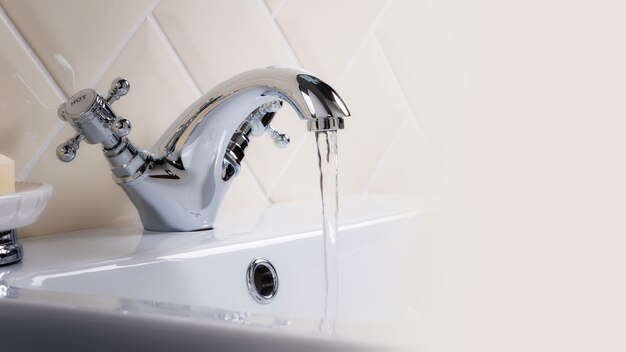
[121,66,350,232]
[154,66,350,159]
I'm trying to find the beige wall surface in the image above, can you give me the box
[1,1,626,351]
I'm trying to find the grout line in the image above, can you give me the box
[241,159,271,202]
[335,0,393,85]
[259,0,302,67]
[88,0,161,88]
[242,165,273,206]
[264,132,310,198]
[17,122,65,181]
[362,116,409,194]
[370,33,443,172]
[0,5,68,180]
[271,0,288,18]
[148,14,202,97]
[0,6,65,101]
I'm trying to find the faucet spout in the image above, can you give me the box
[125,66,350,231]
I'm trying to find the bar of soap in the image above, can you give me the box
[0,153,15,195]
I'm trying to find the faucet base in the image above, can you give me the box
[0,229,23,266]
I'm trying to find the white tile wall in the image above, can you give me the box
[375,0,474,174]
[11,0,599,237]
[0,7,63,179]
[0,0,158,96]
[154,0,298,91]
[273,0,389,81]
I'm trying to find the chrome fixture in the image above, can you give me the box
[0,230,22,266]
[56,67,350,231]
[246,258,279,304]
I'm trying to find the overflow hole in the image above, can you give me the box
[246,258,278,304]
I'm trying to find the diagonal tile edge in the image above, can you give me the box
[88,0,161,88]
[363,116,409,194]
[147,14,202,97]
[258,0,302,67]
[264,0,287,18]
[262,132,311,199]
[335,0,392,85]
[0,6,65,101]
[367,115,444,197]
[241,159,271,201]
[371,32,443,171]
[16,121,65,181]
[0,5,67,180]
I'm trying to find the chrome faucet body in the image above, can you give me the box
[57,67,350,232]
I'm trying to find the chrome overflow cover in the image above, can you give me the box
[246,258,278,304]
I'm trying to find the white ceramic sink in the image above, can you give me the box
[0,195,429,351]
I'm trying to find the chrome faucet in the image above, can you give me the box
[56,67,350,232]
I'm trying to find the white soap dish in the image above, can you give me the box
[0,182,53,231]
[0,182,52,266]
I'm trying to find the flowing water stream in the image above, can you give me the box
[315,130,339,335]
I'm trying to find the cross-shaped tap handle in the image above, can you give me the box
[56,77,133,162]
